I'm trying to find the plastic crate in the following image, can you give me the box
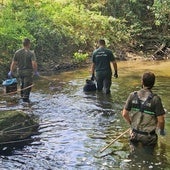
[2,78,18,94]
[5,83,17,93]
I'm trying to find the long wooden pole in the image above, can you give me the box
[1,84,34,96]
[39,75,51,81]
[100,128,130,153]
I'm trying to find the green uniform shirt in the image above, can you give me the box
[13,48,36,71]
[92,47,115,73]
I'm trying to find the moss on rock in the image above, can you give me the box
[0,110,39,144]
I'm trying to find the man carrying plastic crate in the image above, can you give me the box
[8,38,39,103]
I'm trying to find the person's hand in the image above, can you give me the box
[8,71,12,78]
[34,71,40,77]
[91,73,95,81]
[114,70,118,78]
[159,129,165,136]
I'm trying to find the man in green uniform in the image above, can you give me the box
[8,38,38,103]
[91,39,118,94]
[122,72,165,153]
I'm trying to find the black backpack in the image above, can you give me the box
[83,79,96,92]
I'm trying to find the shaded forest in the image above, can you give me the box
[0,0,170,80]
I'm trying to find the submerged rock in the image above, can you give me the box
[0,110,39,145]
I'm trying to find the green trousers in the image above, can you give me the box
[96,71,112,94]
[19,70,33,102]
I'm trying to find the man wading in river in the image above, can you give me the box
[91,39,118,94]
[122,72,165,153]
[8,38,39,103]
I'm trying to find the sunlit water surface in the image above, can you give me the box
[0,60,170,170]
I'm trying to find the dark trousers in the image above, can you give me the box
[20,75,33,102]
[129,131,158,154]
[96,71,112,94]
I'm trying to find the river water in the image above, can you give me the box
[0,60,170,170]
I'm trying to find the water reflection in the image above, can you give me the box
[120,141,168,170]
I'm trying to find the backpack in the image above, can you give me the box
[132,91,156,115]
[83,79,96,92]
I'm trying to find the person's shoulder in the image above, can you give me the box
[14,48,24,56]
[105,48,113,53]
[28,50,35,55]
[132,91,138,97]
[93,49,98,53]
[15,48,23,53]
[127,91,137,99]
[93,48,100,55]
[152,93,161,101]
[105,48,114,57]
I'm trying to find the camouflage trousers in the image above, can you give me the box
[18,71,33,102]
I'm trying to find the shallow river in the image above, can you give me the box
[0,60,170,170]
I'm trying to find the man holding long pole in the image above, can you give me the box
[122,72,165,153]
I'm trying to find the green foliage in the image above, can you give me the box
[0,1,35,79]
[52,2,130,49]
[151,0,170,34]
[73,52,88,63]
[0,0,169,80]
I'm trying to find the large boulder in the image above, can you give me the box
[0,110,39,146]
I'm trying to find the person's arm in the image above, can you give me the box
[31,51,39,75]
[111,61,118,78]
[122,92,134,125]
[111,61,117,72]
[10,61,17,73]
[154,95,165,135]
[90,63,95,80]
[91,63,95,75]
[32,60,38,73]
[32,60,40,77]
[8,60,17,78]
[122,109,131,125]
[157,114,165,135]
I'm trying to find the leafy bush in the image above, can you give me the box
[73,52,88,63]
[1,0,169,80]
